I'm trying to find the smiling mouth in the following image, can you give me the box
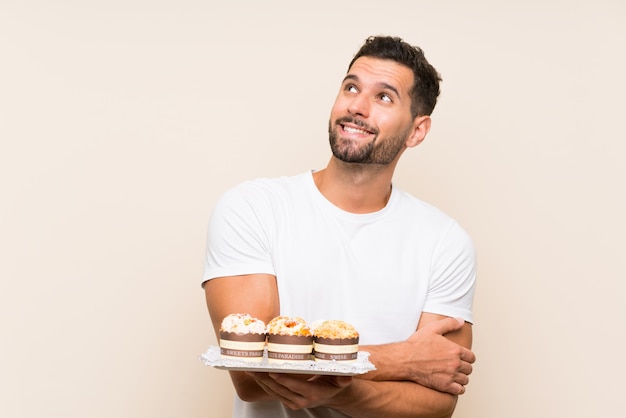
[342,125,372,135]
[337,118,376,136]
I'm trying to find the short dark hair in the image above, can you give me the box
[349,36,442,117]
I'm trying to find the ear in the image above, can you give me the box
[405,115,431,148]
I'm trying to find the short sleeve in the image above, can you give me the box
[422,221,477,323]
[201,183,276,286]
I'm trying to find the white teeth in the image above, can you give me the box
[344,126,369,135]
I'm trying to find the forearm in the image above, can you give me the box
[228,370,275,402]
[329,379,457,418]
[204,274,281,402]
[359,342,414,381]
[359,317,475,395]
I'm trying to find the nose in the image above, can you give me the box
[347,94,370,118]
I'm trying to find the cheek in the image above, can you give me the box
[375,115,394,134]
[379,113,412,135]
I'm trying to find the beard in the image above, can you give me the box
[328,117,411,165]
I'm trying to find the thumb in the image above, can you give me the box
[333,376,354,388]
[423,316,465,335]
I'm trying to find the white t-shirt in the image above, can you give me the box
[202,171,476,417]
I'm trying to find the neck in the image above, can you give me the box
[313,157,396,213]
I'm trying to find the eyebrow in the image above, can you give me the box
[343,74,401,98]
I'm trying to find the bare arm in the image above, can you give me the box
[203,273,280,402]
[250,313,474,418]
[256,373,459,418]
[361,313,475,394]
[205,276,475,416]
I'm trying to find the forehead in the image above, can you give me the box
[346,56,414,95]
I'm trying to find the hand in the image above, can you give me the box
[247,372,353,410]
[405,317,476,395]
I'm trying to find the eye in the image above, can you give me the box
[379,93,392,103]
[345,84,358,94]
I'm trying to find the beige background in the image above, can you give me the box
[1,1,625,417]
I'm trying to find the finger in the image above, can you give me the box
[263,373,308,401]
[252,374,279,397]
[424,316,465,335]
[306,374,349,386]
[265,374,323,410]
[458,360,473,377]
[334,376,353,388]
[268,373,314,398]
[454,371,470,386]
[456,383,466,395]
[460,347,477,364]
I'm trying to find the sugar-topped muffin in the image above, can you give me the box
[266,316,314,363]
[313,320,359,362]
[219,313,267,362]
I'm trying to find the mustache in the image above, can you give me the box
[334,117,378,135]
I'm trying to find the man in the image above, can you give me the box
[202,35,477,418]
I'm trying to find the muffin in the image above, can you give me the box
[219,313,267,363]
[266,316,314,363]
[313,320,360,362]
